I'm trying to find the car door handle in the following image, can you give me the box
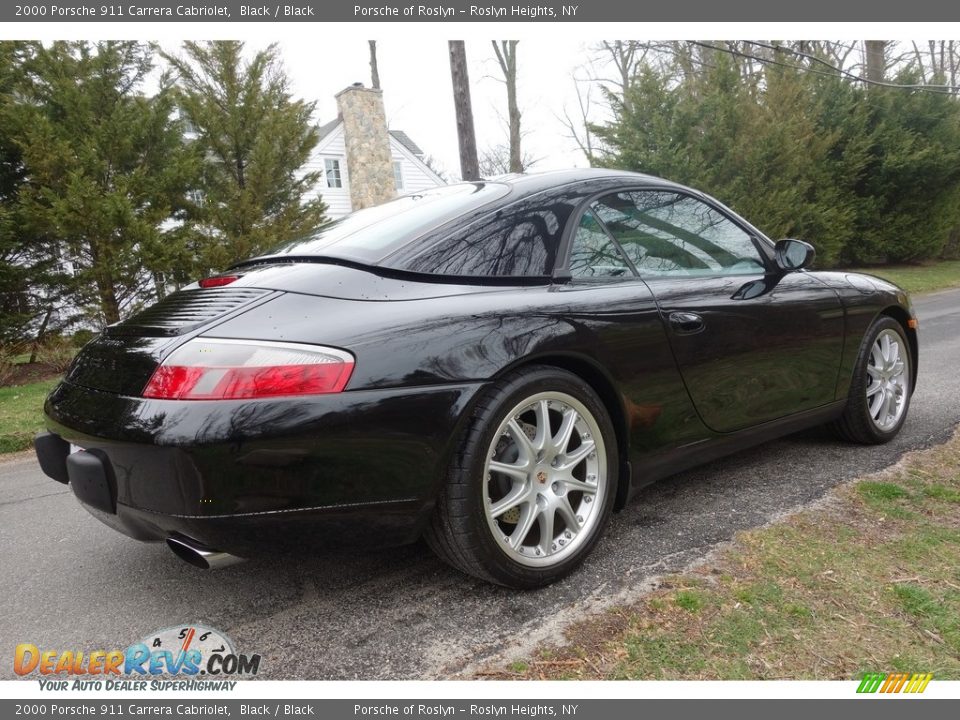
[668,311,705,335]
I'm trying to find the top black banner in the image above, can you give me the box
[5,0,960,23]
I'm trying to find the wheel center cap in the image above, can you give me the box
[536,470,548,484]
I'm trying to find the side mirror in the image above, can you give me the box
[774,239,816,272]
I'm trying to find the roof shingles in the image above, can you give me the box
[315,118,424,158]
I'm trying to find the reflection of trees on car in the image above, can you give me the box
[592,191,766,276]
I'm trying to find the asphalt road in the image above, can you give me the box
[2,288,959,680]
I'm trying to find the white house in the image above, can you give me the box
[304,84,446,219]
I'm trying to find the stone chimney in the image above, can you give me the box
[335,83,396,210]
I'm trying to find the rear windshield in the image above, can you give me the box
[265,183,510,264]
[388,192,570,277]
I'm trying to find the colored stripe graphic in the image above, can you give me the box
[857,672,932,694]
[909,673,933,693]
[856,673,886,693]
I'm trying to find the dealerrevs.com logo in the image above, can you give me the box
[14,625,261,691]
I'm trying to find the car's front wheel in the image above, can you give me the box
[426,366,617,588]
[833,316,912,444]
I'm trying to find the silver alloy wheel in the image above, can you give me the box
[866,328,909,432]
[482,391,607,568]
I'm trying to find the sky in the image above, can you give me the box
[245,38,599,180]
[21,24,960,185]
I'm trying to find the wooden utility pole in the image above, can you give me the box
[448,40,480,181]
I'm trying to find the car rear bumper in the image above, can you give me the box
[38,379,485,554]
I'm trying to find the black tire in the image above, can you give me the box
[832,316,912,445]
[425,365,618,589]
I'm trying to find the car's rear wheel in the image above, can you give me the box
[833,316,912,444]
[426,366,617,589]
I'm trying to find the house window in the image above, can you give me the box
[393,161,404,191]
[325,158,343,188]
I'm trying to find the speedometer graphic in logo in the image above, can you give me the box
[129,623,260,677]
[141,624,235,664]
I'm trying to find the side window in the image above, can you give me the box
[568,209,632,279]
[324,158,343,189]
[592,191,766,277]
[399,199,567,277]
[393,161,404,191]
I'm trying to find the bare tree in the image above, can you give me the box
[560,79,597,163]
[559,41,658,164]
[910,40,959,91]
[597,41,648,112]
[448,41,480,181]
[491,40,522,173]
[368,40,380,89]
[479,143,538,177]
[420,154,451,182]
[911,42,929,83]
[815,41,860,71]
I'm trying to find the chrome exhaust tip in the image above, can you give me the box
[166,536,245,570]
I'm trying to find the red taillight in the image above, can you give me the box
[142,339,354,400]
[198,275,240,288]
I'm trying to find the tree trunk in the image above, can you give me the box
[87,239,121,324]
[865,40,887,84]
[949,40,957,92]
[94,265,121,325]
[448,41,480,181]
[29,307,53,364]
[492,41,522,173]
[153,272,167,301]
[369,40,380,89]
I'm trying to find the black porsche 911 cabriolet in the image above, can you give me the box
[35,169,917,588]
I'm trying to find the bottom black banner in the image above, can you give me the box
[1,699,957,720]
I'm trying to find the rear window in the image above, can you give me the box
[387,193,571,277]
[265,183,510,263]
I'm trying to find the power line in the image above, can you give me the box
[746,40,960,93]
[687,41,960,96]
